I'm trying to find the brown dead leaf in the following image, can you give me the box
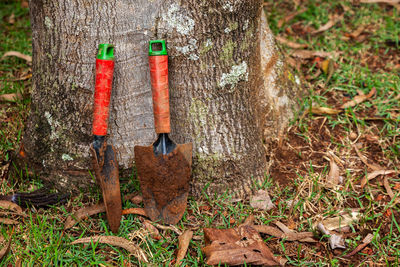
[0,201,22,213]
[277,7,307,28]
[202,226,283,266]
[348,25,368,39]
[0,93,23,102]
[311,14,344,34]
[250,190,275,211]
[0,218,18,225]
[309,106,342,115]
[121,208,147,217]
[384,177,395,199]
[0,229,13,262]
[143,220,161,240]
[1,51,32,63]
[253,224,316,242]
[130,195,143,205]
[176,230,193,265]
[152,222,182,235]
[71,235,148,262]
[360,0,400,9]
[253,225,285,238]
[360,169,397,188]
[7,13,15,24]
[317,223,345,249]
[291,50,339,59]
[326,157,340,188]
[275,36,308,49]
[344,233,374,257]
[340,88,376,109]
[319,211,360,231]
[64,203,106,230]
[353,144,382,171]
[8,73,32,82]
[21,1,29,8]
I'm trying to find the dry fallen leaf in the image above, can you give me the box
[353,144,382,171]
[291,50,338,59]
[317,223,345,249]
[0,229,13,262]
[274,221,316,242]
[326,157,340,188]
[277,7,307,28]
[309,106,342,115]
[64,203,106,230]
[318,210,360,231]
[122,208,147,217]
[143,220,161,240]
[348,25,368,39]
[384,177,395,199]
[340,88,376,109]
[311,14,344,34]
[7,13,15,24]
[71,235,148,262]
[250,189,275,211]
[0,200,22,213]
[253,224,316,242]
[130,195,143,205]
[0,218,19,225]
[360,169,397,188]
[202,225,283,266]
[360,0,400,9]
[0,93,23,102]
[1,51,32,63]
[275,36,308,49]
[176,230,193,265]
[344,233,374,257]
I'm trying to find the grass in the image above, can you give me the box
[1,0,400,265]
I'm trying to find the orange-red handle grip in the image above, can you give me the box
[149,55,170,134]
[92,59,114,136]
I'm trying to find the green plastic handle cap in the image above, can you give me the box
[149,40,168,56]
[97,44,114,60]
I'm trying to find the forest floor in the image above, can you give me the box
[0,0,399,266]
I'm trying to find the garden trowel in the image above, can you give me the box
[89,44,122,233]
[134,40,192,224]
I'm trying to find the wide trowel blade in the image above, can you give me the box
[134,143,192,224]
[90,144,122,233]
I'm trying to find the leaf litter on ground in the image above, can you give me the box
[311,14,344,34]
[275,36,308,49]
[202,224,284,266]
[250,189,275,211]
[70,235,148,263]
[176,230,193,266]
[64,203,106,230]
[1,51,32,63]
[360,169,398,188]
[0,228,14,262]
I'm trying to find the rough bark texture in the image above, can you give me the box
[24,0,302,197]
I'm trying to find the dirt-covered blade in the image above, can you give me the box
[134,143,192,224]
[90,144,122,232]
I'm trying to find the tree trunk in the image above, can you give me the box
[24,0,302,197]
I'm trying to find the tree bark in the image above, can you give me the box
[24,0,302,197]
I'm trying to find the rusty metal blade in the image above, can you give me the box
[134,143,192,224]
[90,144,122,233]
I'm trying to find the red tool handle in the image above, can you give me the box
[149,55,170,134]
[92,59,115,136]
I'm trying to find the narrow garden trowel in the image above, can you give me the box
[134,40,192,224]
[89,44,122,233]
